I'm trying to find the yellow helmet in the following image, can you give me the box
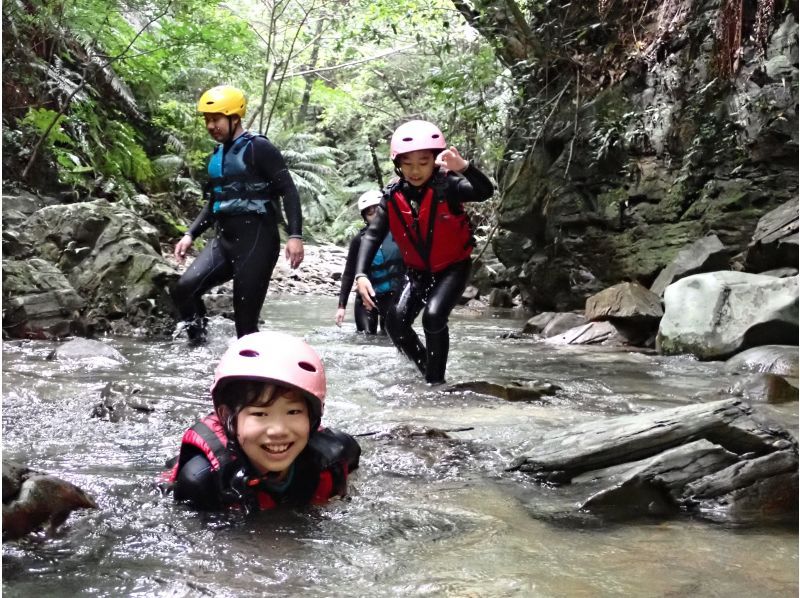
[197,86,246,117]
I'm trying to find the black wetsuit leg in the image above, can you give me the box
[219,215,280,337]
[171,236,233,337]
[421,259,471,383]
[354,294,379,334]
[385,278,428,375]
[171,214,280,339]
[373,291,397,335]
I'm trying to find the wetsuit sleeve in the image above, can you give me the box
[448,163,495,204]
[187,201,215,239]
[338,233,363,309]
[173,453,223,510]
[354,202,390,276]
[250,136,303,237]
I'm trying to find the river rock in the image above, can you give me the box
[743,198,799,273]
[544,320,624,345]
[761,267,799,278]
[90,381,154,421]
[657,272,799,359]
[364,425,461,440]
[2,461,97,540]
[585,282,663,322]
[2,258,87,339]
[508,399,798,524]
[460,285,480,305]
[522,312,557,334]
[649,234,730,297]
[725,345,799,377]
[487,288,514,308]
[48,337,128,363]
[445,379,561,402]
[17,199,178,336]
[726,373,798,403]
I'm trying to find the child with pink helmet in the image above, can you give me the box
[354,120,494,384]
[164,331,360,511]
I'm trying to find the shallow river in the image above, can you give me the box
[2,295,797,597]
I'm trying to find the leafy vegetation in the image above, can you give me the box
[2,0,508,243]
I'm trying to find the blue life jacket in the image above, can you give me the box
[370,232,405,295]
[207,132,272,216]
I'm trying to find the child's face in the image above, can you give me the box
[398,150,436,187]
[204,112,235,142]
[235,386,311,479]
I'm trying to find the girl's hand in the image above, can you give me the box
[435,146,469,173]
[335,307,346,327]
[356,277,377,310]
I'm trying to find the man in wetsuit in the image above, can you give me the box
[171,85,303,342]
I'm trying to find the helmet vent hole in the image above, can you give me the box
[239,349,259,358]
[402,136,413,142]
[298,361,316,372]
[431,134,440,139]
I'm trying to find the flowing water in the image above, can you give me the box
[2,295,797,597]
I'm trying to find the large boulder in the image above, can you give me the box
[2,258,87,339]
[657,272,798,359]
[18,199,179,335]
[649,234,730,297]
[743,198,799,273]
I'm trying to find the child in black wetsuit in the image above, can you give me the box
[164,331,360,511]
[335,190,406,334]
[354,120,494,384]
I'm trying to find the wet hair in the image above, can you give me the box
[216,380,311,441]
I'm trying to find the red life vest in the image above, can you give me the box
[386,180,474,273]
[165,413,340,510]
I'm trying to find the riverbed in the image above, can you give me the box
[2,295,797,597]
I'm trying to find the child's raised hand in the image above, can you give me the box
[435,146,469,173]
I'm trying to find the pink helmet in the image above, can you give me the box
[390,120,447,161]
[211,331,326,425]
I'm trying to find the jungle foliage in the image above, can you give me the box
[2,0,509,242]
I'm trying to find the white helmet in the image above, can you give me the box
[357,190,383,213]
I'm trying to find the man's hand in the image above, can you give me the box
[285,238,304,269]
[174,234,193,264]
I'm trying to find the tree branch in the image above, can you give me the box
[277,44,418,80]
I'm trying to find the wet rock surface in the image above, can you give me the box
[2,461,97,541]
[508,399,798,524]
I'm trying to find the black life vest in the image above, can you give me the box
[165,413,349,510]
[385,174,474,273]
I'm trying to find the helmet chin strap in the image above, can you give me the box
[225,115,235,144]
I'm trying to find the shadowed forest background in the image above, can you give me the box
[2,0,797,317]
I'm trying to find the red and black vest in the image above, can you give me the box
[385,177,474,273]
[165,413,344,510]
